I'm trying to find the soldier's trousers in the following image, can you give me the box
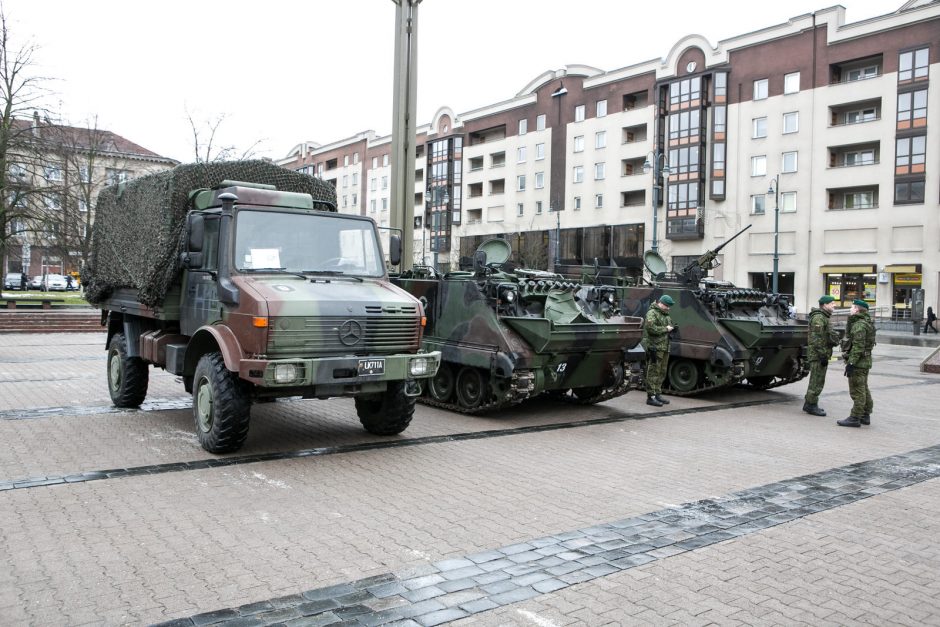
[848,368,873,417]
[804,361,828,404]
[645,351,669,396]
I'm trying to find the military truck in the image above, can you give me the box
[392,238,645,413]
[83,161,440,453]
[563,226,808,396]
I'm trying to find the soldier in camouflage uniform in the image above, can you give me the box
[837,299,876,428]
[643,294,675,406]
[803,295,840,416]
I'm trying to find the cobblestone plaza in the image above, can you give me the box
[1,332,938,625]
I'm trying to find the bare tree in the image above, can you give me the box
[0,4,54,276]
[186,109,262,163]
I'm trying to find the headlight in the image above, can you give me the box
[501,288,516,303]
[274,363,301,383]
[409,357,432,376]
[606,291,615,304]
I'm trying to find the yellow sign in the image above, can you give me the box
[894,273,921,286]
[829,285,841,300]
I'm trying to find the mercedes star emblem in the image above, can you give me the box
[339,320,363,346]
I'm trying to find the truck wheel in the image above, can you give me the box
[355,382,415,435]
[107,332,149,407]
[192,352,251,454]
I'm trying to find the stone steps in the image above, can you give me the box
[0,310,104,333]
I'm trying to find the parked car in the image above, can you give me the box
[44,274,68,291]
[3,272,23,290]
[29,275,44,290]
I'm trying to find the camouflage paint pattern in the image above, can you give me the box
[93,179,440,401]
[642,304,673,396]
[393,262,644,413]
[843,309,875,417]
[847,369,874,417]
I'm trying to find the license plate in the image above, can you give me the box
[358,358,385,376]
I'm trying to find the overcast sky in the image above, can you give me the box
[6,0,894,163]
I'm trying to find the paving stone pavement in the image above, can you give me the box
[0,333,938,625]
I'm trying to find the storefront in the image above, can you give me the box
[820,265,877,309]
[886,264,922,319]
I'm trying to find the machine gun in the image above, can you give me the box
[680,224,752,283]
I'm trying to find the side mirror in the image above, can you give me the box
[389,234,402,266]
[187,214,205,253]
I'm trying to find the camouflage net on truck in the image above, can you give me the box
[83,160,337,307]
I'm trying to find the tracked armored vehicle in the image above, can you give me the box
[393,239,645,413]
[567,226,808,396]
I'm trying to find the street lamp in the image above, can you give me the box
[767,176,780,294]
[642,151,671,253]
[550,202,561,268]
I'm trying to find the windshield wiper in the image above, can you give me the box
[240,268,308,280]
[301,270,364,282]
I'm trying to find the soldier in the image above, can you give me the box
[643,294,675,406]
[803,295,840,416]
[837,299,876,428]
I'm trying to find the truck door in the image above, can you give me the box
[181,216,221,336]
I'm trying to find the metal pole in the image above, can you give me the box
[772,178,779,294]
[652,153,660,254]
[390,0,420,271]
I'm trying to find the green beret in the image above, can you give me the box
[659,294,675,306]
[819,295,835,305]
[852,299,869,310]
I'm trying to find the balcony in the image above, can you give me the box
[489,179,505,196]
[829,98,881,127]
[620,190,646,207]
[829,54,882,85]
[827,186,879,211]
[468,125,506,146]
[468,182,483,198]
[490,151,506,169]
[621,124,648,145]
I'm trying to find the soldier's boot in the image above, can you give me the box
[646,395,664,407]
[802,402,826,416]
[655,395,670,405]
[859,414,871,426]
[836,416,861,428]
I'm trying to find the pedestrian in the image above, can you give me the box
[837,299,876,428]
[20,273,26,290]
[643,294,675,406]
[925,306,938,333]
[803,295,840,416]
[65,274,74,290]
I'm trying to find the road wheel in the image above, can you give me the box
[456,367,487,410]
[428,363,455,402]
[667,358,701,393]
[193,352,252,454]
[107,332,149,407]
[356,382,415,435]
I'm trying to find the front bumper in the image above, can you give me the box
[239,351,441,390]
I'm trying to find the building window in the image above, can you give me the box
[352,193,358,206]
[668,146,701,176]
[751,155,767,177]
[846,192,874,209]
[370,178,377,191]
[897,89,928,130]
[573,136,584,153]
[752,117,767,139]
[667,182,700,210]
[382,176,389,189]
[783,111,799,134]
[536,143,545,160]
[381,197,388,211]
[594,163,606,180]
[574,196,581,211]
[844,150,875,166]
[517,203,524,216]
[595,131,607,149]
[536,114,546,131]
[372,156,378,169]
[517,146,526,163]
[79,199,88,212]
[668,110,701,141]
[753,78,768,100]
[596,99,607,117]
[895,180,925,204]
[595,194,604,209]
[713,106,726,134]
[712,180,725,196]
[846,107,877,124]
[784,72,800,94]
[712,143,725,173]
[44,166,63,182]
[895,136,926,175]
[353,152,359,164]
[714,72,727,99]
[342,175,349,188]
[352,173,359,186]
[751,195,765,215]
[782,151,798,173]
[383,154,389,167]
[536,201,543,214]
[780,191,797,213]
[573,166,584,183]
[370,199,376,213]
[535,172,544,189]
[669,77,702,107]
[517,175,526,191]
[575,105,585,122]
[899,47,929,83]
[519,119,527,135]
[342,195,348,208]
[847,66,878,82]
[344,155,350,167]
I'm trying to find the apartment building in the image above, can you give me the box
[279,1,939,315]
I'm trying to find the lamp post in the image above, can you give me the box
[550,202,561,269]
[767,176,780,294]
[642,151,671,254]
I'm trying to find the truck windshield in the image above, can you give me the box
[234,210,384,277]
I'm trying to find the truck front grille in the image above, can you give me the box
[266,315,421,357]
